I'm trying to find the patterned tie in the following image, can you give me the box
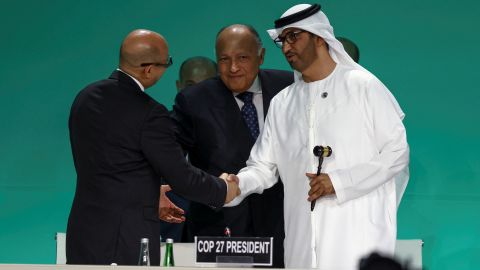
[237,91,260,139]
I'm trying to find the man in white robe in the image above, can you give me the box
[226,4,409,270]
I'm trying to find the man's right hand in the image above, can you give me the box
[159,185,186,223]
[219,173,240,204]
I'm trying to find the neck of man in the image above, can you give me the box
[301,49,336,83]
[119,65,149,89]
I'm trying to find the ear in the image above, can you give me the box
[315,36,327,48]
[176,80,182,91]
[143,65,153,79]
[258,48,266,65]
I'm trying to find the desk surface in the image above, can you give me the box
[0,265,221,270]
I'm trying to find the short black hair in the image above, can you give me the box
[178,56,217,81]
[337,37,360,63]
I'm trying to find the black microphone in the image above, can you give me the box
[311,146,332,211]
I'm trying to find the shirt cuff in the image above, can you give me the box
[223,177,229,195]
[328,170,347,204]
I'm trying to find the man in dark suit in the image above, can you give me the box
[66,29,239,266]
[160,56,218,242]
[172,24,294,268]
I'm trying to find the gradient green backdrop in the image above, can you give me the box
[1,1,479,269]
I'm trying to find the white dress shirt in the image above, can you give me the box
[233,76,265,131]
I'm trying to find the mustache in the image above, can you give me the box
[283,48,296,56]
[284,51,296,59]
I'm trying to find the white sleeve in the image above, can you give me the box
[329,77,410,204]
[225,100,280,207]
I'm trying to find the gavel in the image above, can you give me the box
[311,146,333,211]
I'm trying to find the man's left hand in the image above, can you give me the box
[306,173,335,201]
[159,185,186,223]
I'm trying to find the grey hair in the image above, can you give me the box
[215,24,263,55]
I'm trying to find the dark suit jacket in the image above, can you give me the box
[171,69,294,267]
[66,70,227,265]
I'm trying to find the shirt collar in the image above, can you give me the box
[117,68,145,92]
[233,76,261,96]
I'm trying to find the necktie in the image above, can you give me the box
[237,92,260,139]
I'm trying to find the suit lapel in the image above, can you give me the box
[209,80,254,145]
[259,70,274,119]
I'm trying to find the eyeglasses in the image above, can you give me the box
[140,55,173,68]
[273,30,306,48]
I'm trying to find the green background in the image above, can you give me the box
[1,1,479,269]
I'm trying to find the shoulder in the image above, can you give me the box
[179,76,225,98]
[259,69,294,84]
[174,77,228,112]
[260,69,294,77]
[82,76,114,91]
[337,65,379,87]
[337,66,404,117]
[268,80,297,108]
[72,77,112,105]
[258,69,294,98]
[326,65,388,101]
[77,71,143,99]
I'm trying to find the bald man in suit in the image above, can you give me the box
[67,29,239,265]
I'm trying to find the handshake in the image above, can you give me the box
[219,173,240,204]
[159,173,240,223]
